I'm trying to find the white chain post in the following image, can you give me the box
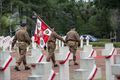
[102,43,117,80]
[80,36,84,48]
[86,36,90,46]
[32,36,37,49]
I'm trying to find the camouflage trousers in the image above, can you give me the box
[16,42,28,66]
[67,41,78,62]
[47,42,56,64]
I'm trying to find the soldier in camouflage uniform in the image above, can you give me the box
[47,28,65,67]
[12,23,31,71]
[65,26,80,65]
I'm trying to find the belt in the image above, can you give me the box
[48,40,55,43]
[17,41,27,44]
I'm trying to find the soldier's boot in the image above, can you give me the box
[51,55,58,67]
[73,56,78,65]
[14,62,21,71]
[23,59,31,70]
[25,66,31,70]
[14,66,20,71]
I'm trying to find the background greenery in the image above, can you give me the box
[89,39,120,47]
[0,0,120,40]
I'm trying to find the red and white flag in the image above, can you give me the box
[34,18,52,48]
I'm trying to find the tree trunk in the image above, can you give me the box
[116,9,120,41]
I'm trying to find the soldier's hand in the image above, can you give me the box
[64,43,67,46]
[44,46,47,50]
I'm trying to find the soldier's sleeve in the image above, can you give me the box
[12,34,17,48]
[54,32,65,43]
[65,34,68,43]
[24,32,32,45]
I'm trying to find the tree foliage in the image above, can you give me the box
[0,0,118,38]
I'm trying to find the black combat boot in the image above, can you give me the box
[54,64,58,67]
[14,66,20,71]
[25,66,31,70]
[73,56,78,65]
[74,62,78,65]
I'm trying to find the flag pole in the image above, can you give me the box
[33,11,53,31]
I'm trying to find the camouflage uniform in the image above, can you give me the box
[12,27,31,70]
[65,28,80,65]
[47,31,65,66]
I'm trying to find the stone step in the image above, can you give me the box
[28,75,42,80]
[111,64,120,75]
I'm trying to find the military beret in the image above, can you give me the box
[20,23,27,27]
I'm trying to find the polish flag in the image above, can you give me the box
[34,18,52,48]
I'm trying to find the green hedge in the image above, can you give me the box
[113,42,120,47]
[89,42,120,48]
[98,39,111,42]
[90,42,105,47]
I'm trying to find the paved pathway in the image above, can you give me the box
[10,47,120,80]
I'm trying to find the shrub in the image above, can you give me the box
[90,42,120,48]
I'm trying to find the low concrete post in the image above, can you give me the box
[111,54,120,80]
[75,44,101,80]
[0,51,12,80]
[102,43,117,80]
[0,36,13,80]
[55,47,71,80]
